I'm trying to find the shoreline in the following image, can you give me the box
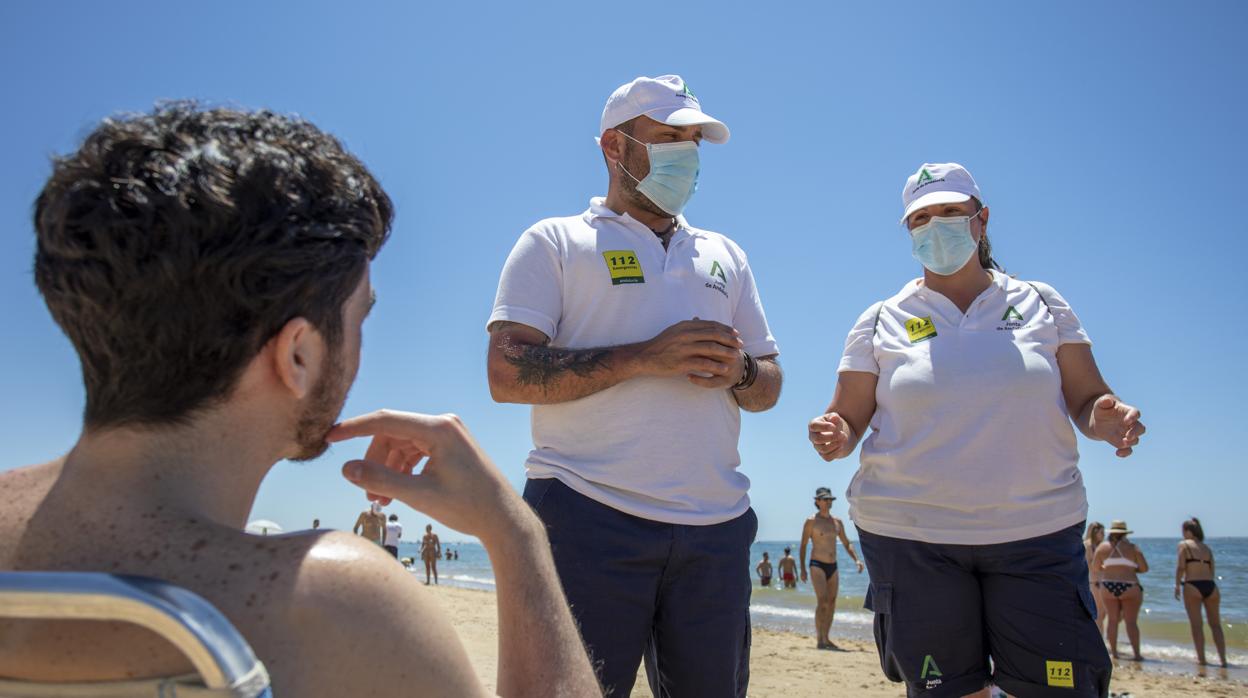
[427,584,1248,697]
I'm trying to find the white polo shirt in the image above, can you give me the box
[838,271,1092,545]
[488,198,779,525]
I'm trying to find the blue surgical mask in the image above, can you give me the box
[618,131,700,216]
[909,213,981,276]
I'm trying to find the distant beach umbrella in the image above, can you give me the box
[245,519,284,536]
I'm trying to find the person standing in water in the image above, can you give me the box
[777,547,798,589]
[1174,517,1227,667]
[799,487,863,650]
[756,552,773,588]
[1092,520,1148,661]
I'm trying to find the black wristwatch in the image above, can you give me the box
[732,351,758,391]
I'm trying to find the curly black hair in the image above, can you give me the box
[34,102,393,429]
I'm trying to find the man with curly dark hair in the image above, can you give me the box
[0,103,598,697]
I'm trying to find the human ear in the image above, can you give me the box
[270,317,325,400]
[600,130,626,164]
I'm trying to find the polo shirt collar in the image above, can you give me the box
[585,197,694,245]
[897,269,1008,303]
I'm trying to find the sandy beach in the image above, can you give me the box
[430,585,1248,697]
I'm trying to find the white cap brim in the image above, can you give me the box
[900,190,972,224]
[646,106,730,143]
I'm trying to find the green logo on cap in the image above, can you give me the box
[682,83,696,99]
[917,168,934,185]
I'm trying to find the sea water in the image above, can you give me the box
[405,537,1248,680]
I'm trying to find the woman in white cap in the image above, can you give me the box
[808,162,1145,697]
[1091,520,1148,660]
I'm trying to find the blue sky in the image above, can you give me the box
[2,1,1244,541]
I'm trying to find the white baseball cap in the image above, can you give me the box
[599,75,730,144]
[900,162,982,224]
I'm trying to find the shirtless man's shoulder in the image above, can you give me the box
[0,462,481,697]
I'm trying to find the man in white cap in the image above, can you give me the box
[486,74,781,696]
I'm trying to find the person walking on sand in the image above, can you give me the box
[421,524,441,584]
[1084,521,1107,635]
[1092,520,1148,661]
[809,162,1143,697]
[799,487,864,650]
[383,513,402,559]
[756,552,773,588]
[353,501,385,545]
[1174,517,1227,667]
[487,74,781,697]
[777,547,798,589]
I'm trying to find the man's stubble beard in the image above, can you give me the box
[617,139,670,219]
[290,346,352,462]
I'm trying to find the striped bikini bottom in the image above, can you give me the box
[1099,580,1140,598]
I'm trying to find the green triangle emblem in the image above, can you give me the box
[921,654,942,679]
[1002,305,1024,322]
[682,83,695,98]
[710,260,726,282]
[917,168,933,185]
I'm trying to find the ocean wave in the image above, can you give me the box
[446,574,496,586]
[750,603,872,626]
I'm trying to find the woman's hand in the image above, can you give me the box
[809,412,855,461]
[1089,395,1146,457]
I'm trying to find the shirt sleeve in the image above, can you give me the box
[1029,281,1092,346]
[732,260,780,357]
[487,227,563,339]
[837,301,884,375]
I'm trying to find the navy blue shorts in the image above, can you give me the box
[524,478,757,698]
[859,522,1110,698]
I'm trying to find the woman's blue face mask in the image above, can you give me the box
[909,210,982,276]
[616,131,700,216]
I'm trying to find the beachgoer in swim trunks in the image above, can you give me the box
[799,487,863,649]
[778,547,798,589]
[756,552,773,588]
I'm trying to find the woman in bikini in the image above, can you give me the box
[1084,522,1107,636]
[1174,517,1228,667]
[1092,520,1148,660]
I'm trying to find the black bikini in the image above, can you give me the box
[1182,544,1218,599]
[809,559,839,578]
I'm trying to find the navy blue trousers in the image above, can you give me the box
[524,478,757,698]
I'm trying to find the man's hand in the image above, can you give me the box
[635,319,743,387]
[328,410,526,543]
[855,560,864,574]
[809,412,855,461]
[800,569,808,584]
[1088,395,1146,457]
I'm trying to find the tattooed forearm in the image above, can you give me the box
[499,336,612,391]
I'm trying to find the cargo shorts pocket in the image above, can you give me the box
[866,582,903,683]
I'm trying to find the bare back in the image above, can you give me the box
[0,461,480,696]
[1179,539,1215,582]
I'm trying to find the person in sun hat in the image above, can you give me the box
[807,161,1146,697]
[486,74,781,697]
[1091,520,1149,661]
[799,486,863,650]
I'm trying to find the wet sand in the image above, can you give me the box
[432,585,1248,696]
